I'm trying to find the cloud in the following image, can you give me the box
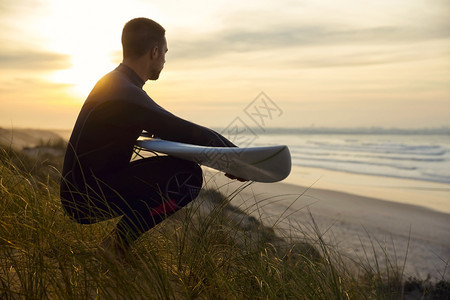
[0,76,73,93]
[169,23,450,61]
[0,0,47,16]
[0,50,71,70]
[289,46,450,69]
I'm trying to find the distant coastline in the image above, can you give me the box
[212,126,450,135]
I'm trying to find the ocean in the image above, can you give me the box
[231,129,450,185]
[57,127,450,184]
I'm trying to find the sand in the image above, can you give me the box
[286,165,450,214]
[205,166,450,281]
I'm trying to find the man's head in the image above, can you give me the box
[122,18,168,81]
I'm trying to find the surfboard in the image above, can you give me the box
[136,138,291,183]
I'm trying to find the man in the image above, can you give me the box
[60,18,243,257]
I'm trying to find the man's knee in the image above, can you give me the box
[169,157,203,182]
[183,160,203,193]
[165,161,203,205]
[189,161,203,181]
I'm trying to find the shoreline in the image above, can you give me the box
[205,169,450,281]
[285,165,450,214]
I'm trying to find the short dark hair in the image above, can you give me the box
[121,18,166,59]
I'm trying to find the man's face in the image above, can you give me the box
[148,37,168,81]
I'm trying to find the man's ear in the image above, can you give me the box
[150,46,159,60]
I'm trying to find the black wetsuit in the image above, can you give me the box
[60,63,234,244]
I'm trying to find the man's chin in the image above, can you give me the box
[149,73,161,81]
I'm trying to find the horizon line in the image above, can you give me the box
[2,125,450,135]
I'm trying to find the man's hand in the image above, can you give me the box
[225,173,249,182]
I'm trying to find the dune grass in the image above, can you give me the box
[0,141,448,299]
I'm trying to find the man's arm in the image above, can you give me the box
[134,96,248,181]
[139,102,236,148]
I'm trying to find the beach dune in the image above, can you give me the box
[0,127,70,149]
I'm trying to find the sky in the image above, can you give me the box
[1,0,449,130]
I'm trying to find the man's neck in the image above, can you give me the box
[122,59,148,82]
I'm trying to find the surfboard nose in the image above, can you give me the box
[243,145,291,183]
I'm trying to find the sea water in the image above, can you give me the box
[233,129,450,184]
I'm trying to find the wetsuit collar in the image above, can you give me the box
[115,63,145,89]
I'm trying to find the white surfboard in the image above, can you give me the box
[136,138,291,183]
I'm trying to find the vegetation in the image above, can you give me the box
[0,141,448,299]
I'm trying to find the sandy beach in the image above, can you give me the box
[206,166,450,281]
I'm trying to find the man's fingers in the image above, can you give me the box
[225,173,248,182]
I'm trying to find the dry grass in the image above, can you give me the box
[0,142,448,299]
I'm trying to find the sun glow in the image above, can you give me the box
[39,0,164,99]
[49,54,119,98]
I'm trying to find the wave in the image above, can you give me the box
[291,155,418,171]
[288,149,445,162]
[302,142,446,156]
[244,131,450,184]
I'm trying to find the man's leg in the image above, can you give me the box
[100,156,203,247]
